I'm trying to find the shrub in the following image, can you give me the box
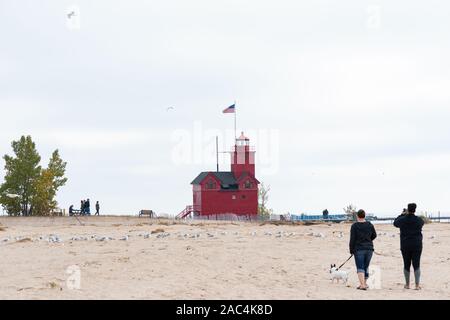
[419,215,432,224]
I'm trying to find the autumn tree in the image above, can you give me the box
[258,182,273,220]
[32,150,68,215]
[343,204,358,221]
[32,169,55,216]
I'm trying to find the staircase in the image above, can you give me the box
[176,205,199,219]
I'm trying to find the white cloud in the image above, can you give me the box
[1,0,450,216]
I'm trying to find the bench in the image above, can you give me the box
[139,210,157,218]
[51,209,64,216]
[69,209,83,216]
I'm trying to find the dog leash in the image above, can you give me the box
[337,254,353,270]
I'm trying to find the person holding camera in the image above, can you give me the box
[394,203,424,290]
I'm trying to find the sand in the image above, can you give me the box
[0,216,449,300]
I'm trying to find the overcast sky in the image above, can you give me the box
[1,0,450,217]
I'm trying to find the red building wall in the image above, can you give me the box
[192,175,258,216]
[199,189,258,216]
[192,184,202,212]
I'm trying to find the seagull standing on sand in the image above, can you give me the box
[95,236,113,242]
[6,193,21,199]
[157,233,170,239]
[313,232,325,238]
[47,235,62,243]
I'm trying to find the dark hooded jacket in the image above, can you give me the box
[349,221,377,254]
[394,214,424,250]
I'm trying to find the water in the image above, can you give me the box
[371,218,450,224]
[372,220,394,225]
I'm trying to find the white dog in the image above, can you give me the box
[330,264,349,284]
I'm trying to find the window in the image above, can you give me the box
[241,195,246,200]
[244,180,252,189]
[206,180,216,190]
[221,183,239,190]
[232,195,237,200]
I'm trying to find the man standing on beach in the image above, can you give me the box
[86,199,91,215]
[95,201,100,216]
[394,203,424,290]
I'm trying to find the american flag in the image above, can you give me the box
[222,104,236,113]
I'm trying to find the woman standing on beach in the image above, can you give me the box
[394,203,424,290]
[349,209,377,290]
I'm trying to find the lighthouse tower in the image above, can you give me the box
[231,132,256,179]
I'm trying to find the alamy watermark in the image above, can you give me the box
[66,5,81,30]
[66,265,81,290]
[171,122,280,176]
[366,5,382,30]
[367,265,382,289]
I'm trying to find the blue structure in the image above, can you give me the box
[291,214,348,222]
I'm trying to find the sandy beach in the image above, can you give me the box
[0,216,449,300]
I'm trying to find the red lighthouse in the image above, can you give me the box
[177,132,259,220]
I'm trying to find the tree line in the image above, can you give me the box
[0,136,67,216]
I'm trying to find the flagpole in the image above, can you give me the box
[234,100,237,143]
[216,135,219,172]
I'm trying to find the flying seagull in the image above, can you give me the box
[166,107,174,112]
[67,11,76,19]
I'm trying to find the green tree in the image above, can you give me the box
[0,136,67,216]
[0,136,41,215]
[258,182,273,220]
[47,150,68,190]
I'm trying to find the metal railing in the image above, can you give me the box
[230,146,256,152]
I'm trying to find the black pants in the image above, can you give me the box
[401,248,422,271]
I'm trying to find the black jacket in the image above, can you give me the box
[349,221,377,254]
[393,214,424,250]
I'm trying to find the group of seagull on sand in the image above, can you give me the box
[1,230,300,244]
[1,229,431,245]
